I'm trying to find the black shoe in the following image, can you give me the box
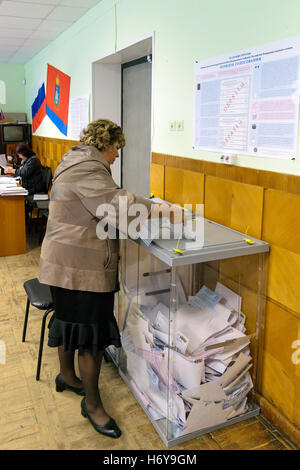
[81,398,122,439]
[55,374,85,396]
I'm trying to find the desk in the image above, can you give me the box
[0,186,26,257]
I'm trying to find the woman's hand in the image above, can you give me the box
[4,167,16,175]
[150,203,185,224]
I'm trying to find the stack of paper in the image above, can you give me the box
[0,177,18,185]
[0,184,28,196]
[121,280,253,435]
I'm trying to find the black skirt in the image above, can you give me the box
[48,286,121,356]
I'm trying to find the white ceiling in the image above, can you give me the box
[0,0,103,64]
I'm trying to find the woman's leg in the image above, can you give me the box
[78,349,110,426]
[58,345,82,388]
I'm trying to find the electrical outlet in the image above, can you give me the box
[177,120,184,131]
[219,154,237,165]
[170,121,177,131]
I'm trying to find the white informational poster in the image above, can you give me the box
[194,36,300,160]
[69,95,89,139]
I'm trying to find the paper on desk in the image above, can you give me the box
[0,185,28,196]
[0,177,17,184]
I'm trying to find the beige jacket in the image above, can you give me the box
[38,145,152,292]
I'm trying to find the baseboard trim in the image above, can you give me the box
[257,393,300,448]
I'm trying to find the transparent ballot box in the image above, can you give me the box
[115,219,269,447]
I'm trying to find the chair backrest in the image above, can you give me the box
[42,166,52,193]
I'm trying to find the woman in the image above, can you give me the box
[38,119,182,439]
[4,143,44,195]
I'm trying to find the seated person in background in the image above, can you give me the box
[4,143,44,195]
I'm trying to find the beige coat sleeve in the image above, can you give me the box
[75,165,153,231]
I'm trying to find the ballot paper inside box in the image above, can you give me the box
[116,231,268,447]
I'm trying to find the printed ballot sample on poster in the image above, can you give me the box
[194,36,300,160]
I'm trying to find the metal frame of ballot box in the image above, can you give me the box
[108,218,269,448]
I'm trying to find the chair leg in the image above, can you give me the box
[22,298,30,342]
[36,308,54,381]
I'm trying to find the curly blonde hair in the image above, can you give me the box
[80,118,125,151]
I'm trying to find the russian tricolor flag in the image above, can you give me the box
[46,64,71,136]
[31,73,46,133]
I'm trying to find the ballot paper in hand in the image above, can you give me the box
[139,216,196,247]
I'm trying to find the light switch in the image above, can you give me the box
[170,121,177,131]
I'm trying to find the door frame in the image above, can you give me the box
[91,33,154,187]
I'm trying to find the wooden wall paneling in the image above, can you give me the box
[202,264,219,292]
[267,245,300,318]
[165,167,204,213]
[204,175,264,238]
[263,189,300,255]
[256,394,300,449]
[32,136,80,177]
[219,255,260,293]
[152,152,300,196]
[295,375,300,430]
[231,181,264,239]
[204,176,233,226]
[261,350,296,424]
[150,163,165,199]
[264,300,299,379]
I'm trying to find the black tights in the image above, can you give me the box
[58,346,110,425]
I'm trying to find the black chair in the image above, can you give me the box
[41,166,52,194]
[26,166,52,233]
[22,278,54,381]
